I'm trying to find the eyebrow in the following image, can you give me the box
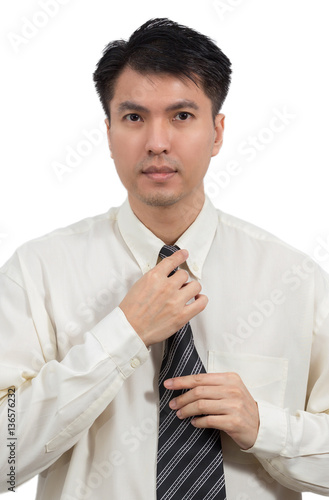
[116,99,199,114]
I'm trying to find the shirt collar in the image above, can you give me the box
[117,195,218,279]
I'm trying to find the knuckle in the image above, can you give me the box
[190,280,201,294]
[229,385,241,398]
[233,399,244,413]
[177,269,189,281]
[230,415,243,431]
[225,419,235,433]
[194,386,204,398]
[205,415,217,427]
[194,374,204,385]
[171,253,182,265]
[196,400,206,413]
[199,296,208,311]
[229,372,241,383]
[149,268,160,282]
[223,371,241,387]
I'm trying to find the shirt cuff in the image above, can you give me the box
[242,400,287,459]
[90,306,149,379]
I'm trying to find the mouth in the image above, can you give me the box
[142,166,177,182]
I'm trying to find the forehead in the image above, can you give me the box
[110,67,211,111]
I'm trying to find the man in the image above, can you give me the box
[0,17,328,500]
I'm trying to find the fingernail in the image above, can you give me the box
[181,249,188,258]
[176,410,182,418]
[169,399,177,409]
[164,379,173,388]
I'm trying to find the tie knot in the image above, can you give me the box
[159,244,180,260]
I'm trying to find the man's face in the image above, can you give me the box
[106,67,224,213]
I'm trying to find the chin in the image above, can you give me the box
[137,192,183,207]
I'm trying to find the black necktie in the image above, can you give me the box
[156,244,226,500]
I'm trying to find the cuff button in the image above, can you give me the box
[130,357,141,368]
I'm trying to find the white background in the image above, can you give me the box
[1,1,328,498]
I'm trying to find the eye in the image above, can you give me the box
[125,113,142,122]
[174,112,192,121]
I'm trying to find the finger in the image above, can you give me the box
[176,400,226,420]
[164,373,224,390]
[173,292,208,327]
[191,415,228,429]
[170,269,190,288]
[157,248,188,276]
[169,386,222,410]
[179,279,202,303]
[182,294,208,323]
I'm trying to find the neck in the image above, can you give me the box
[128,193,205,245]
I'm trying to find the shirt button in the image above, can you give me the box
[192,263,199,272]
[130,357,141,368]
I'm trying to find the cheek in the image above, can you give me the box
[110,135,144,189]
[111,133,140,167]
[109,132,126,157]
[182,126,214,151]
[178,131,214,166]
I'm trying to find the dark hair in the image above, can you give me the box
[93,18,232,122]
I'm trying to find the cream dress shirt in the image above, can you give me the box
[0,196,329,499]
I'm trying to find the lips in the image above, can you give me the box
[142,166,177,174]
[142,165,177,182]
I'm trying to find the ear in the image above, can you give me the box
[211,113,225,158]
[105,118,113,158]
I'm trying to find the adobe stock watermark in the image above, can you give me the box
[51,77,153,182]
[235,465,275,500]
[61,415,157,500]
[204,106,296,202]
[213,0,246,21]
[312,233,329,269]
[51,119,107,182]
[7,0,72,53]
[30,265,130,371]
[177,106,296,224]
[223,256,315,350]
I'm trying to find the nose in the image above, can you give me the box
[144,119,171,155]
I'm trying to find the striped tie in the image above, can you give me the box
[156,244,226,500]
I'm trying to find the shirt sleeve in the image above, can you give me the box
[0,267,149,492]
[243,265,329,496]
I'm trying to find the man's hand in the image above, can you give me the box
[164,372,260,450]
[119,249,208,347]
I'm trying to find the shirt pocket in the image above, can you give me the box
[207,351,288,407]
